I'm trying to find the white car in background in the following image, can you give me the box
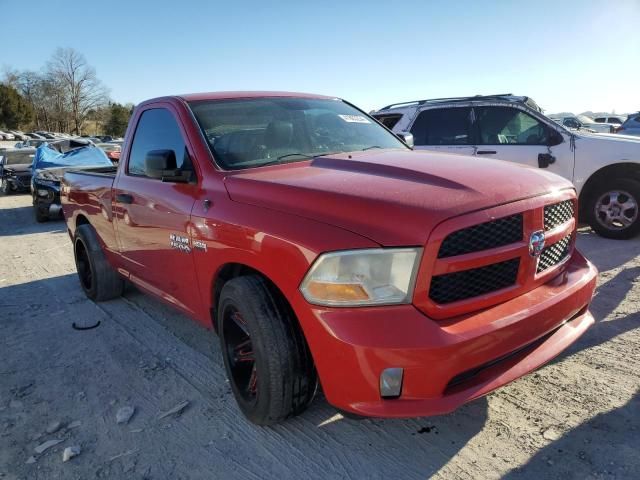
[0,130,16,141]
[372,94,640,239]
[594,115,626,126]
[548,114,616,134]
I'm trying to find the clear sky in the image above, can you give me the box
[1,0,638,114]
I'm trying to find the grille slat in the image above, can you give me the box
[438,214,523,258]
[544,200,574,231]
[429,258,520,304]
[537,234,572,273]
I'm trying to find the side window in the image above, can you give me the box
[475,107,549,145]
[563,118,578,128]
[410,107,472,145]
[128,108,187,177]
[373,114,403,130]
[594,118,605,123]
[609,118,622,125]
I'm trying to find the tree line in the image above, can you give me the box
[1,48,131,137]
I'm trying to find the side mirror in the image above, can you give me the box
[396,131,414,149]
[547,130,564,147]
[538,153,556,168]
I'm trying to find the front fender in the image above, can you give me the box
[189,197,379,328]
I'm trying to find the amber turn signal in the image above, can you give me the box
[304,282,370,302]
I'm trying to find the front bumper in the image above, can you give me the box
[5,174,32,192]
[297,250,597,417]
[33,183,62,217]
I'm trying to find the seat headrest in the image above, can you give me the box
[265,121,293,148]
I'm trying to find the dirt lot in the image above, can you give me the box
[0,193,638,480]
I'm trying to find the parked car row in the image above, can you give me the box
[0,139,116,224]
[0,148,35,194]
[548,114,617,133]
[617,112,640,136]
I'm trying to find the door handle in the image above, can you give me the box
[476,150,497,155]
[116,193,133,204]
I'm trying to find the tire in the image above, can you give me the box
[73,224,124,301]
[585,178,640,239]
[0,179,12,195]
[217,275,317,425]
[34,204,49,223]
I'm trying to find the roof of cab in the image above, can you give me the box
[141,91,337,105]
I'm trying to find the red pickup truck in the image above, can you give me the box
[61,91,597,425]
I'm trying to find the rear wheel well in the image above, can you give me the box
[579,163,640,219]
[76,214,90,230]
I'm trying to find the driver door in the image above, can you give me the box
[409,106,477,157]
[472,106,574,182]
[113,105,202,315]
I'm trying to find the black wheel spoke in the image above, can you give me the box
[248,365,258,395]
[223,307,258,401]
[233,338,254,363]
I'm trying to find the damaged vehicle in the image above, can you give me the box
[32,139,112,222]
[0,148,35,195]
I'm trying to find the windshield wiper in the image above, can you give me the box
[260,151,342,167]
[361,145,383,151]
[277,153,314,161]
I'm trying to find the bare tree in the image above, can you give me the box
[46,48,109,134]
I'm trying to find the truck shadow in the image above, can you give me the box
[0,205,65,237]
[502,392,639,479]
[575,228,640,272]
[1,274,487,480]
[118,284,489,479]
[551,265,639,366]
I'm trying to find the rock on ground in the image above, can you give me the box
[116,406,135,425]
[63,445,81,462]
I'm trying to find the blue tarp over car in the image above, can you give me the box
[32,140,112,173]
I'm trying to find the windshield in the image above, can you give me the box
[577,115,596,125]
[3,151,34,165]
[189,97,407,170]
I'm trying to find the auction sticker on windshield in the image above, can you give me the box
[338,114,371,123]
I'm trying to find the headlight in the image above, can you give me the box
[35,177,58,187]
[300,248,422,306]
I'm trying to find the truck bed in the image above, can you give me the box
[64,165,118,177]
[62,167,119,252]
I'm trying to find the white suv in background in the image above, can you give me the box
[372,94,640,239]
[548,114,616,134]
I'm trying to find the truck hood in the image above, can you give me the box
[575,131,640,145]
[575,132,640,162]
[3,164,32,174]
[224,149,573,246]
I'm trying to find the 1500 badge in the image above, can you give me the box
[169,234,191,253]
[169,234,207,253]
[192,240,207,252]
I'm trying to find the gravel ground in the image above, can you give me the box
[0,193,638,480]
